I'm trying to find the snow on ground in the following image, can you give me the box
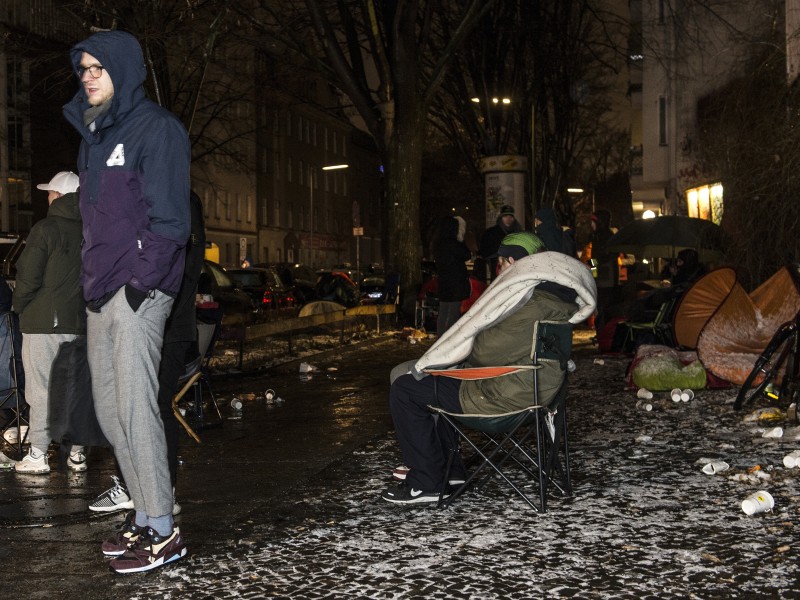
[134,342,800,599]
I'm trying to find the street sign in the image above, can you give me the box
[353,227,364,236]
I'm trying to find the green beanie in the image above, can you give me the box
[493,232,545,260]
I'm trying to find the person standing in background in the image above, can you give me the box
[13,171,86,474]
[434,216,471,337]
[479,205,522,280]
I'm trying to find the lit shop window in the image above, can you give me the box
[686,183,723,225]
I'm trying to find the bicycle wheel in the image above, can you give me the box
[734,326,794,411]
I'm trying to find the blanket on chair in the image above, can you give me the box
[415,252,597,373]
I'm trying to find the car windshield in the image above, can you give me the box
[204,261,234,288]
[229,271,264,287]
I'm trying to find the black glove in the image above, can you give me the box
[125,284,148,312]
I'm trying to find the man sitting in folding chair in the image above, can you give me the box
[381,232,596,505]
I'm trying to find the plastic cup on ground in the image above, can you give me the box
[593,358,605,365]
[636,400,653,412]
[762,427,783,438]
[783,450,800,468]
[702,460,730,475]
[637,388,653,400]
[264,389,276,405]
[680,389,695,402]
[671,388,682,402]
[741,490,775,515]
[231,397,243,410]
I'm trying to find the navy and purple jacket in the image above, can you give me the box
[62,31,190,303]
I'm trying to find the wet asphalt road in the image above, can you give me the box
[1,331,799,599]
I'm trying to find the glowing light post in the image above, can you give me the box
[309,164,348,267]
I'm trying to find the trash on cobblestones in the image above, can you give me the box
[635,434,653,443]
[593,358,605,365]
[783,450,800,468]
[671,388,682,402]
[788,402,798,422]
[264,389,276,405]
[274,395,285,405]
[637,387,653,400]
[741,490,774,515]
[299,362,318,373]
[567,359,577,372]
[636,399,653,411]
[0,451,15,470]
[743,407,785,423]
[680,389,694,402]
[702,460,730,475]
[762,427,783,438]
[230,396,243,419]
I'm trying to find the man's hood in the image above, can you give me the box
[535,207,558,228]
[68,30,147,122]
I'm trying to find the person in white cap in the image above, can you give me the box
[12,170,87,474]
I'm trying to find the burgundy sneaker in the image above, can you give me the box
[109,526,187,574]
[101,511,141,557]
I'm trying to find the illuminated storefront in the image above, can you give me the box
[685,183,723,225]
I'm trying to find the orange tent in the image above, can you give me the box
[672,267,800,385]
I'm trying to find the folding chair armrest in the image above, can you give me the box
[423,365,539,381]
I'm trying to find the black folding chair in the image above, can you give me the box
[172,320,222,443]
[426,320,573,512]
[0,311,27,458]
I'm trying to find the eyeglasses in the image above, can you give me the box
[78,65,105,79]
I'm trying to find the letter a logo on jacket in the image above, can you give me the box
[106,144,125,166]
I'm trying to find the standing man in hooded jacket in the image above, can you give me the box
[62,30,190,574]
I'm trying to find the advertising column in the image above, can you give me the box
[479,155,528,229]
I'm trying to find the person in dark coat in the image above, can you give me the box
[534,207,577,257]
[588,209,619,334]
[12,171,86,474]
[434,216,471,337]
[478,205,522,280]
[63,30,190,572]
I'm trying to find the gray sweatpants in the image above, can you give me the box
[88,288,173,519]
[22,332,79,451]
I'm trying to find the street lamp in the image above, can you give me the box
[309,163,348,267]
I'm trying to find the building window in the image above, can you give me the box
[274,199,281,227]
[658,96,667,146]
[236,193,242,222]
[686,183,724,225]
[247,195,253,223]
[287,158,293,183]
[225,192,232,220]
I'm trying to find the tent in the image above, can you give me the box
[672,267,800,385]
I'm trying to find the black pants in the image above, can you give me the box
[389,373,465,493]
[156,340,191,487]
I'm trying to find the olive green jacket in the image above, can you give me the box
[458,290,577,414]
[12,191,86,334]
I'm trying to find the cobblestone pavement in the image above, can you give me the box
[151,342,799,598]
[2,332,800,599]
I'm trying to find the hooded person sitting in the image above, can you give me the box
[381,232,596,505]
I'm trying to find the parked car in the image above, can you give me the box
[360,268,400,305]
[270,262,318,306]
[226,266,296,311]
[316,270,361,308]
[199,260,257,324]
